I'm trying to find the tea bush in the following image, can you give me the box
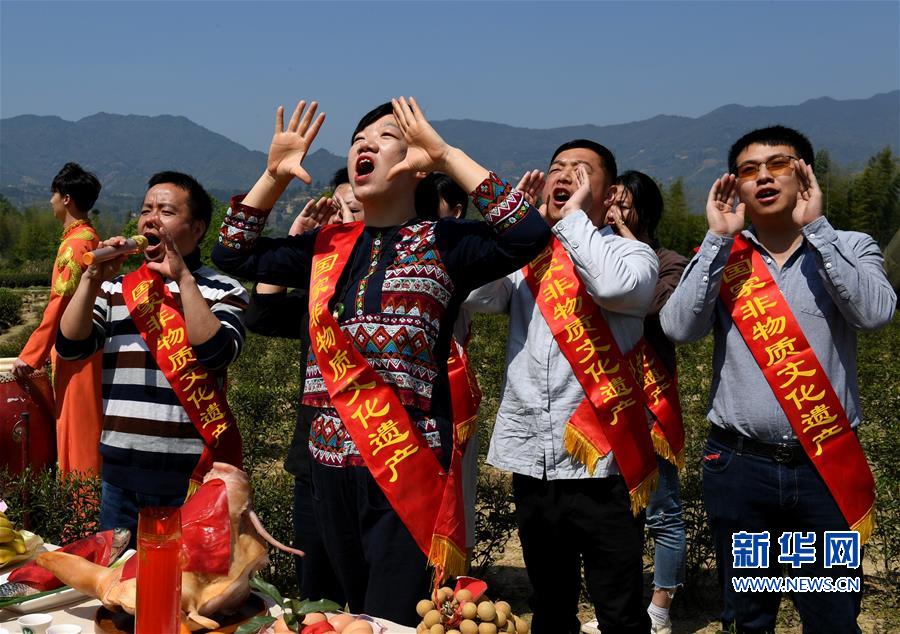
[0,288,22,329]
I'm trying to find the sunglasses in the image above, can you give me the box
[735,154,798,181]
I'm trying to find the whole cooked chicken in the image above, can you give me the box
[35,463,302,630]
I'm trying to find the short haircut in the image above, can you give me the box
[51,162,102,213]
[415,172,467,220]
[352,102,394,141]
[616,170,664,241]
[331,167,350,189]
[728,125,815,174]
[550,139,618,184]
[147,171,213,238]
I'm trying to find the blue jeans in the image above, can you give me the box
[702,436,862,634]
[646,456,686,590]
[99,480,186,550]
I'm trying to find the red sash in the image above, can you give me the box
[122,264,243,494]
[523,238,657,514]
[307,223,466,579]
[448,338,481,449]
[634,339,685,469]
[719,234,875,543]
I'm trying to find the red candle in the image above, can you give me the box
[135,507,182,634]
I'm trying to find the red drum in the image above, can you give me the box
[0,358,56,474]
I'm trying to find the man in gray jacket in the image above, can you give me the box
[661,126,895,634]
[468,140,658,634]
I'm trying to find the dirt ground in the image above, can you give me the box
[483,533,897,633]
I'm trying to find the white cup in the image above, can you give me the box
[15,613,52,634]
[47,627,82,634]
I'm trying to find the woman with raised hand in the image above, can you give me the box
[212,97,550,625]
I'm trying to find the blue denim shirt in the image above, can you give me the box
[660,217,896,441]
[466,210,658,479]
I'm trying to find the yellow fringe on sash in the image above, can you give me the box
[628,470,659,517]
[651,430,685,470]
[185,479,200,499]
[852,504,875,546]
[563,424,606,476]
[429,535,467,582]
[455,415,477,447]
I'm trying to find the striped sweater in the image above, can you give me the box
[56,254,248,495]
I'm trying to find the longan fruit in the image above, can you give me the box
[424,609,442,628]
[494,611,507,628]
[417,624,427,634]
[494,601,511,618]
[455,588,473,603]
[460,601,478,620]
[476,601,496,622]
[513,615,529,634]
[448,630,462,634]
[429,624,446,634]
[417,600,436,617]
[478,623,498,634]
[459,620,479,634]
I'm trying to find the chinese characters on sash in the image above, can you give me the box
[718,236,875,542]
[122,266,243,493]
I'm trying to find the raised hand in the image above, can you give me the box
[145,222,189,283]
[608,204,637,241]
[386,97,452,180]
[332,192,361,224]
[792,158,823,226]
[516,169,546,207]
[266,101,326,184]
[706,173,745,237]
[556,165,593,222]
[289,197,335,235]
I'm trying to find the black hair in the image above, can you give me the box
[351,102,394,141]
[147,171,213,239]
[331,168,350,188]
[50,162,102,213]
[549,139,618,183]
[728,125,815,174]
[414,176,440,221]
[415,172,467,220]
[615,170,664,242]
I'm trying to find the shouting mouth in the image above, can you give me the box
[756,188,780,204]
[355,157,375,180]
[552,188,571,206]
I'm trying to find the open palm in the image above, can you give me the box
[386,97,451,179]
[266,101,325,184]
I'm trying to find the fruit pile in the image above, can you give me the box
[415,586,529,634]
[0,511,28,565]
[0,511,42,566]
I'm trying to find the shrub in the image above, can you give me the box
[0,468,101,545]
[0,288,23,328]
[471,467,518,578]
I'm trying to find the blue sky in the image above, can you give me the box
[1,1,898,155]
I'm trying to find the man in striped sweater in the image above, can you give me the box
[58,172,248,544]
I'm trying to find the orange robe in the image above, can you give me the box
[19,220,104,475]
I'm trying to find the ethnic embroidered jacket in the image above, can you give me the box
[212,174,551,468]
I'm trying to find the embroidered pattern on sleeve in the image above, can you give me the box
[471,172,529,234]
[218,196,270,250]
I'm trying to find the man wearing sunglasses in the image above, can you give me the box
[660,125,895,633]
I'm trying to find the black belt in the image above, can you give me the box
[709,426,807,465]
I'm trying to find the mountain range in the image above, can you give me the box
[1,90,897,220]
